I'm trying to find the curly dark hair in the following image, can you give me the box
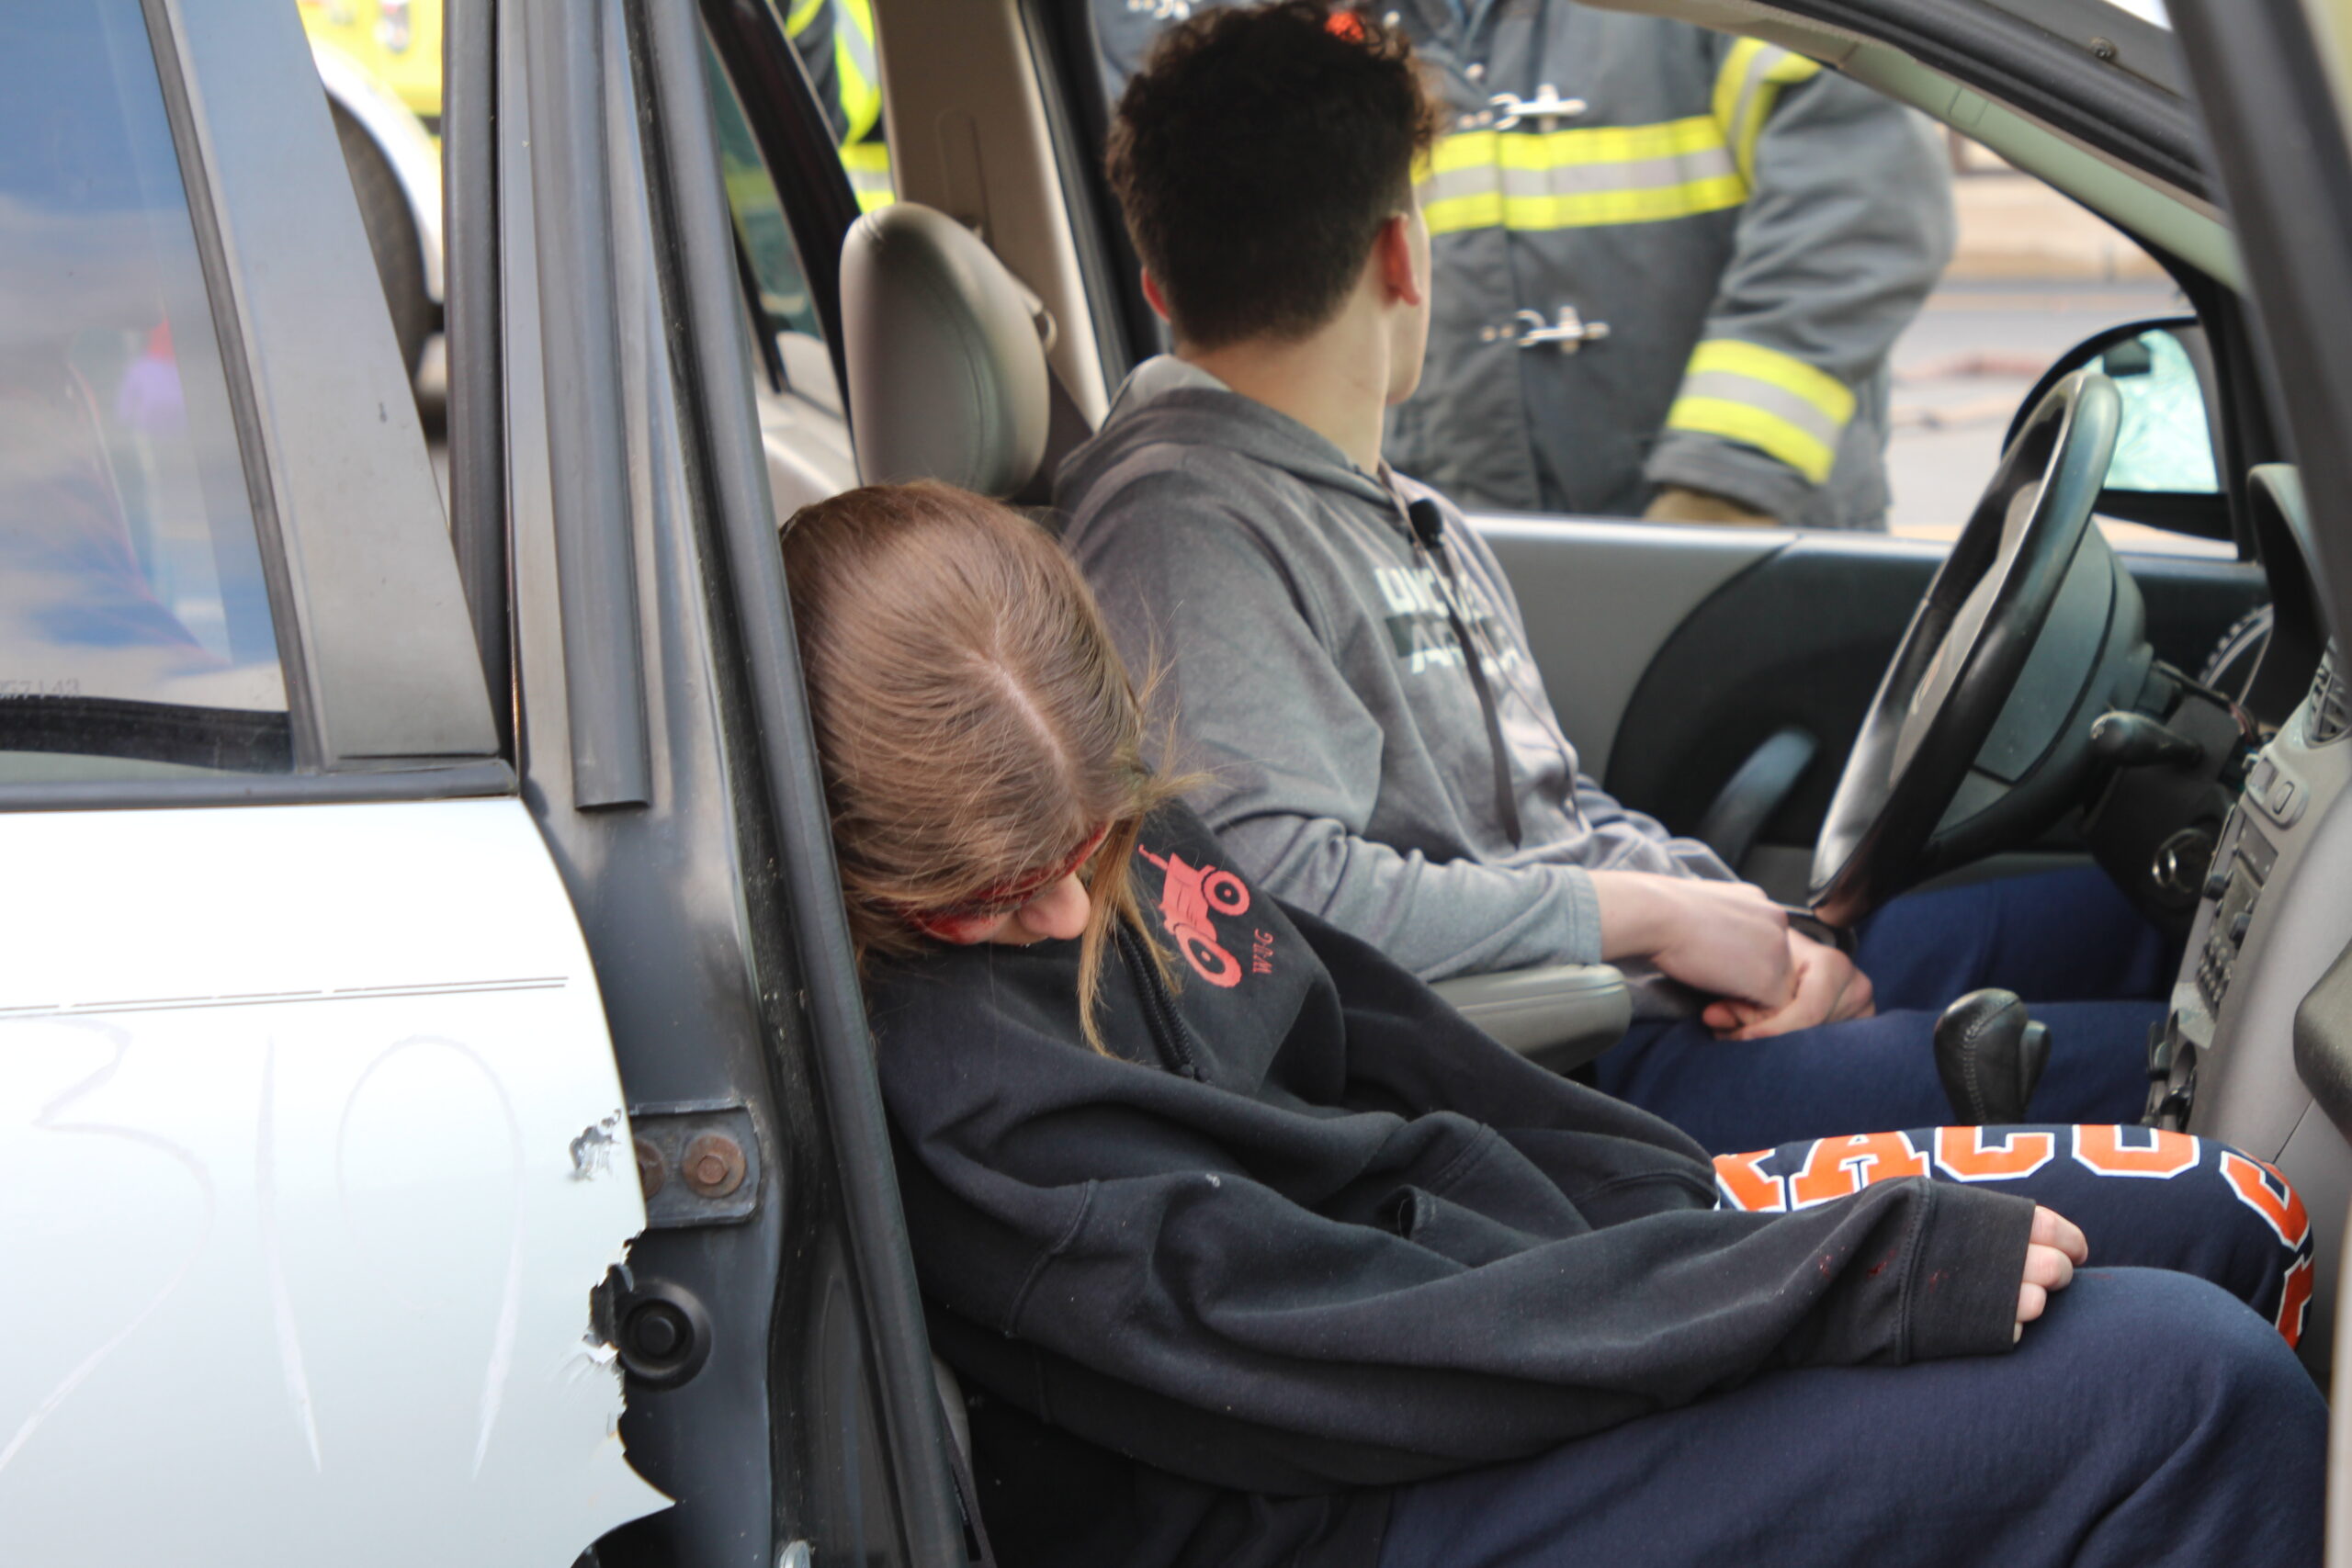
[1106,2,1444,349]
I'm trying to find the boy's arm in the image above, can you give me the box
[1073,479,1608,980]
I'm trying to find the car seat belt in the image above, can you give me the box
[1010,360,1097,510]
[1408,498,1523,847]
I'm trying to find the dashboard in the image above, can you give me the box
[2165,645,2352,1375]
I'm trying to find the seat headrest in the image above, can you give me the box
[840,203,1050,499]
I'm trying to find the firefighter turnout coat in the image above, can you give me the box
[786,0,894,210]
[1386,2,1953,527]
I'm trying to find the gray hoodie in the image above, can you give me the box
[1058,359,1733,984]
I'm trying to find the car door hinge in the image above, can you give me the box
[626,1100,767,1228]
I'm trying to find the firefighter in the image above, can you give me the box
[1095,1,1954,528]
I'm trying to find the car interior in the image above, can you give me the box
[33,0,2352,1561]
[681,0,2352,1409]
[331,0,2352,1561]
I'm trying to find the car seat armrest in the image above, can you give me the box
[1430,963,1631,1070]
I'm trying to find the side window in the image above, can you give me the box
[701,26,857,507]
[707,41,827,350]
[0,1,288,780]
[1080,4,2220,554]
[1887,131,2216,557]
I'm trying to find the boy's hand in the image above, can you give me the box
[1591,872,1795,1009]
[2017,1204,2088,1336]
[1702,932,1875,1039]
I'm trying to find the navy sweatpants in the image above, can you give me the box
[1378,1126,2324,1568]
[1594,867,2172,1153]
[1712,1123,2317,1349]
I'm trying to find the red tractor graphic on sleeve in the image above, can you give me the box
[1138,846,1251,987]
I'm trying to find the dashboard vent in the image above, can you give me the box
[2312,649,2350,743]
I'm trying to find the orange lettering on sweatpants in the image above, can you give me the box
[2071,1124,2199,1179]
[2218,1151,2312,1248]
[1713,1149,1787,1213]
[2278,1254,2316,1350]
[1788,1133,1928,1209]
[1932,1126,2058,1182]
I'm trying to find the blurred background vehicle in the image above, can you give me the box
[301,0,446,395]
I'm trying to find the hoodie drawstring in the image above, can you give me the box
[1406,498,1524,848]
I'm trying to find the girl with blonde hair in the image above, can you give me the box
[780,480,2318,1568]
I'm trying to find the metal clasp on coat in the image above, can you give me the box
[1493,306,1611,354]
[1487,85,1587,130]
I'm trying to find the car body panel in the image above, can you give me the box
[0,797,668,1563]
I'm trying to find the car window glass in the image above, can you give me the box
[1081,8,2219,556]
[703,36,842,411]
[1886,135,2221,556]
[2102,327,2220,493]
[0,1,290,781]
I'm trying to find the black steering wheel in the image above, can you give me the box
[1811,371,2134,926]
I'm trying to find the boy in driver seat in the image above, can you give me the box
[1057,1,2175,1154]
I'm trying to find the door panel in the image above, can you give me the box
[1479,518,2267,852]
[1474,516,1787,779]
[0,799,664,1563]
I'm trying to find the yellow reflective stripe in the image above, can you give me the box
[1711,38,1823,185]
[785,0,824,38]
[1711,38,1763,134]
[1425,177,1745,234]
[1667,342,1854,484]
[834,0,882,144]
[1664,396,1838,483]
[1739,53,1821,182]
[841,139,894,209]
[1419,117,1746,235]
[1685,338,1854,426]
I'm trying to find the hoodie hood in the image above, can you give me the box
[1057,357,1398,518]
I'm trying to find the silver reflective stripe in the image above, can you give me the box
[1675,368,1846,448]
[1724,57,1775,167]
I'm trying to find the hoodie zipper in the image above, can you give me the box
[1116,922,1206,1082]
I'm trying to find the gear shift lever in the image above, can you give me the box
[1933,989,2051,1125]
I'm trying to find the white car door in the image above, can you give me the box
[0,2,663,1561]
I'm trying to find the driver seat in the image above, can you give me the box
[834,204,1630,1066]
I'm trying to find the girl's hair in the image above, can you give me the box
[780,480,1185,1050]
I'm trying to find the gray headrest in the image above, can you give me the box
[840,203,1050,498]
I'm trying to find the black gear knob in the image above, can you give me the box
[1934,988,2052,1125]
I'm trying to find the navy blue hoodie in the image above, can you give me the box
[868,805,2032,1568]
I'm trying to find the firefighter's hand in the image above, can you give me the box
[1642,485,1779,525]
[1591,871,1794,1011]
[1701,931,1875,1039]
